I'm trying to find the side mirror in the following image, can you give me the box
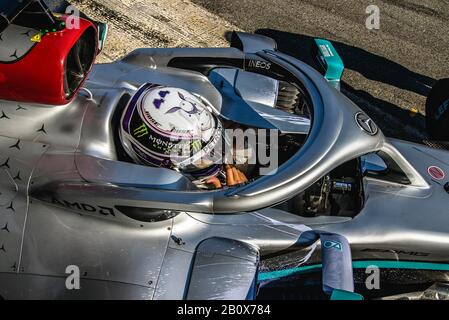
[361,153,388,176]
[95,22,108,52]
[312,39,344,90]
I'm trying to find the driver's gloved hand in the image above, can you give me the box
[205,165,248,189]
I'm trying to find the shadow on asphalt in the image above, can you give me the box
[340,82,424,140]
[255,29,436,97]
[246,29,430,141]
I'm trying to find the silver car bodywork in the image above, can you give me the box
[0,32,448,299]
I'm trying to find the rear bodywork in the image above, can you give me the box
[0,1,98,105]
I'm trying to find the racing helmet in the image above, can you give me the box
[120,84,223,179]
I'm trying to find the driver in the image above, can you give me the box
[119,84,248,189]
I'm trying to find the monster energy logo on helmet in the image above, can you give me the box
[133,124,149,138]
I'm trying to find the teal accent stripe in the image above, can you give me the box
[258,260,449,282]
[331,289,364,301]
[258,264,323,281]
[352,260,449,271]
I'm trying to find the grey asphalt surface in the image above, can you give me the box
[191,0,449,141]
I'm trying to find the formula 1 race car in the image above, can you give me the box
[1,0,449,300]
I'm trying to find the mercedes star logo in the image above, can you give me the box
[355,112,378,136]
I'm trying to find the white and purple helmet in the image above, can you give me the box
[120,84,223,178]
